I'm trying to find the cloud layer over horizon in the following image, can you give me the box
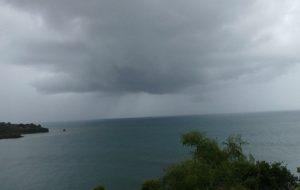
[1,0,300,121]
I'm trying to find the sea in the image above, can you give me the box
[1,111,300,190]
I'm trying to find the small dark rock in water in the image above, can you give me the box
[0,122,49,139]
[63,129,66,132]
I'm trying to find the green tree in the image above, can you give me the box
[94,131,297,190]
[141,131,297,190]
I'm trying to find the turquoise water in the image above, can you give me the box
[1,111,300,190]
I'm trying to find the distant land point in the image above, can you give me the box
[0,122,49,139]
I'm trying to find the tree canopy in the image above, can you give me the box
[142,131,297,190]
[95,131,298,190]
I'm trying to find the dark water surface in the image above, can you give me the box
[1,111,300,190]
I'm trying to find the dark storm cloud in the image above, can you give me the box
[1,0,298,94]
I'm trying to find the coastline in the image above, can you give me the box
[0,122,49,139]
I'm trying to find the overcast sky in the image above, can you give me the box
[1,0,300,122]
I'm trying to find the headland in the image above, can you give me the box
[0,122,49,139]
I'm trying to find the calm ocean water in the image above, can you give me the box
[1,111,300,190]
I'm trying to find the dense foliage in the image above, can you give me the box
[142,131,297,190]
[95,131,298,190]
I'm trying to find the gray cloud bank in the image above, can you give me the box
[1,0,300,95]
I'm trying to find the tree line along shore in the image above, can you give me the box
[0,122,49,139]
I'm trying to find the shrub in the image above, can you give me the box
[142,131,297,190]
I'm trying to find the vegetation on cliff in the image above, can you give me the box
[0,122,49,139]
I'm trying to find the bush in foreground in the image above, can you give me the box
[95,131,298,190]
[142,131,297,190]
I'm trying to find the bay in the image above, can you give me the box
[1,111,300,190]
